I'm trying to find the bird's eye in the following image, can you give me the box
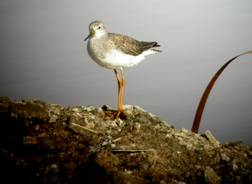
[98,26,101,29]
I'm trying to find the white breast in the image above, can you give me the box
[87,38,158,69]
[103,50,144,68]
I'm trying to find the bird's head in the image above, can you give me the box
[84,21,107,41]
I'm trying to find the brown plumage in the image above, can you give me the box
[108,33,161,56]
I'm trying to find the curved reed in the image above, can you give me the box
[192,50,252,133]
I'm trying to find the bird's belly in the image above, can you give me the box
[87,41,146,69]
[103,50,145,69]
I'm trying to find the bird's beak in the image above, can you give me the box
[84,34,90,41]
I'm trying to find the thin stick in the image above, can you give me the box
[112,149,154,153]
[70,122,101,135]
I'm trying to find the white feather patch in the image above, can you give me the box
[102,49,158,69]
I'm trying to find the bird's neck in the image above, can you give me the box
[93,31,108,39]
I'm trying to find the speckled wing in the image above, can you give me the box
[108,33,160,56]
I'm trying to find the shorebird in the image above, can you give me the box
[84,20,161,118]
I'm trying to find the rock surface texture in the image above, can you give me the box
[0,97,251,184]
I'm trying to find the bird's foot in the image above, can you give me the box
[102,107,126,120]
[115,110,127,120]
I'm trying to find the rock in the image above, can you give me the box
[221,153,230,162]
[204,166,221,184]
[0,97,252,184]
[203,130,221,147]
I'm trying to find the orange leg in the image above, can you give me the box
[114,69,125,118]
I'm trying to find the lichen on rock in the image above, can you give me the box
[0,96,251,184]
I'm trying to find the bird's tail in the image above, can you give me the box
[141,41,162,53]
[151,42,162,53]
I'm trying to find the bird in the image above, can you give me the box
[84,20,161,118]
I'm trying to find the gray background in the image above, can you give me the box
[1,0,252,145]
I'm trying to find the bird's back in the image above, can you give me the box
[108,33,160,56]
